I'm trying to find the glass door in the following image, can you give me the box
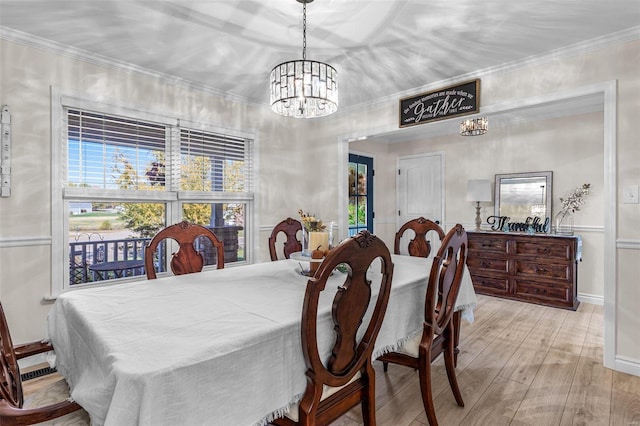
[348,154,373,236]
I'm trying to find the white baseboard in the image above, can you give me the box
[17,352,51,369]
[613,355,640,377]
[577,292,604,305]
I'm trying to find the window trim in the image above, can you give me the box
[51,88,255,296]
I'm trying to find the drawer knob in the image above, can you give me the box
[537,248,550,254]
[535,267,548,274]
[481,261,491,267]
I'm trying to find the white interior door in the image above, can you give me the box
[396,153,444,254]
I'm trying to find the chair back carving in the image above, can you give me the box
[294,230,394,425]
[1,302,83,424]
[268,218,302,261]
[145,221,224,280]
[394,217,445,258]
[426,224,468,335]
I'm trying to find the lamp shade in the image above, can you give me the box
[466,179,492,202]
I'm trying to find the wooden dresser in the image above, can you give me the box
[466,231,580,310]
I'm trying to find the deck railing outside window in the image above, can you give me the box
[69,227,241,284]
[69,237,160,284]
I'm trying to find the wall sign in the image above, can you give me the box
[487,215,550,234]
[399,79,480,128]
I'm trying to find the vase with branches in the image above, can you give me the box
[554,183,591,235]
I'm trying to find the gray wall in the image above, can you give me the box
[0,36,638,374]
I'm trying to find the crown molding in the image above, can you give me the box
[343,26,640,114]
[0,26,261,108]
[1,25,638,114]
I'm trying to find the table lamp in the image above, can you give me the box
[466,179,493,231]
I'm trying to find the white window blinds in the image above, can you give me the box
[67,109,166,190]
[180,128,251,193]
[66,108,252,194]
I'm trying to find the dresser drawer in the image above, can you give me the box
[470,274,509,294]
[466,255,508,274]
[513,279,571,304]
[512,238,573,261]
[468,235,507,253]
[514,259,572,282]
[466,231,579,310]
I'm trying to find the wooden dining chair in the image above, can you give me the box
[273,230,394,426]
[394,217,445,258]
[378,224,468,426]
[145,220,224,279]
[268,217,303,261]
[0,302,86,425]
[393,217,463,364]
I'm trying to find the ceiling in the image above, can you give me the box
[1,0,638,113]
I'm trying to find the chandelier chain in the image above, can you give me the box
[302,1,307,60]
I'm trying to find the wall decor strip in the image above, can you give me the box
[0,236,51,248]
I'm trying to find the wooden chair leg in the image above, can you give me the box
[444,323,464,407]
[419,360,438,425]
[361,363,377,426]
[418,331,439,426]
[298,385,322,426]
[452,310,461,367]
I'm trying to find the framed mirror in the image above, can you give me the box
[494,171,553,231]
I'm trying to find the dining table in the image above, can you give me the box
[47,254,477,426]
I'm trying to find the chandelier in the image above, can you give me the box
[460,117,488,136]
[269,0,338,118]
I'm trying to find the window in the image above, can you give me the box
[53,95,253,294]
[348,154,373,236]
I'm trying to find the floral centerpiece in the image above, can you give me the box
[298,210,330,255]
[555,183,591,235]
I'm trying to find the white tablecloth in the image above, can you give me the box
[48,255,476,426]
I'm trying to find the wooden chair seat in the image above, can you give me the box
[280,373,361,422]
[22,379,90,425]
[0,302,85,425]
[395,331,431,357]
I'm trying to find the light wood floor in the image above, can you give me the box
[333,294,640,426]
[22,294,640,425]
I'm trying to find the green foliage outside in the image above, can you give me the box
[111,150,244,237]
[112,151,167,237]
[348,201,367,226]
